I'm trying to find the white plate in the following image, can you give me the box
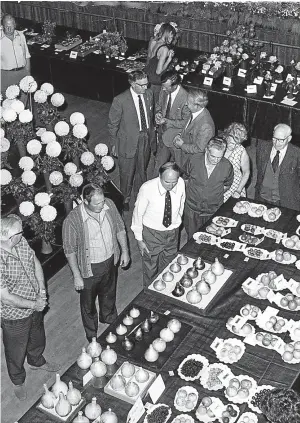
[178,354,209,381]
[237,411,258,423]
[247,203,267,218]
[233,201,251,214]
[144,404,172,423]
[195,397,224,423]
[272,292,300,312]
[212,216,238,228]
[270,250,297,264]
[193,232,217,245]
[243,247,270,260]
[241,224,264,235]
[218,404,240,423]
[240,304,262,320]
[171,414,194,423]
[239,234,263,246]
[296,260,300,270]
[297,215,300,223]
[248,385,275,414]
[206,225,231,237]
[264,228,284,240]
[262,208,281,222]
[200,363,232,391]
[215,338,245,364]
[289,320,300,341]
[281,237,300,251]
[217,239,245,252]
[223,375,257,404]
[174,386,198,412]
[255,313,289,334]
[296,226,300,236]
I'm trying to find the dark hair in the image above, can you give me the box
[159,161,180,176]
[258,388,300,423]
[157,23,176,41]
[161,70,182,86]
[187,88,208,108]
[207,136,227,151]
[128,70,148,84]
[82,183,104,203]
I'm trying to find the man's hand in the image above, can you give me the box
[155,112,163,125]
[74,275,84,292]
[111,145,118,158]
[120,251,130,268]
[34,295,47,312]
[137,240,150,256]
[232,191,241,199]
[173,135,184,148]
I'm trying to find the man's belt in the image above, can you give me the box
[7,67,24,71]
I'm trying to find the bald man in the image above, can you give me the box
[1,14,31,95]
[255,123,300,211]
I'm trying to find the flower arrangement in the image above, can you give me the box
[25,212,57,244]
[33,84,63,128]
[6,85,20,100]
[27,139,42,155]
[19,76,37,93]
[93,32,128,57]
[19,156,34,171]
[11,99,25,114]
[19,201,35,217]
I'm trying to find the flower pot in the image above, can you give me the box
[17,141,26,158]
[43,171,52,193]
[41,240,53,255]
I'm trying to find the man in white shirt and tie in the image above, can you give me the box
[255,123,300,211]
[108,70,155,211]
[131,162,186,287]
[173,88,215,169]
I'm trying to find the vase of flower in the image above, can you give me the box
[17,141,26,158]
[43,171,52,193]
[41,239,53,255]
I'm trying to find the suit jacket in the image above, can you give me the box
[108,88,155,158]
[156,85,191,147]
[180,108,215,154]
[255,140,300,211]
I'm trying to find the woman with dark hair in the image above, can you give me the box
[145,22,177,101]
[258,388,300,423]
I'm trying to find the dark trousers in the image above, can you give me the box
[1,311,46,385]
[81,256,117,341]
[119,132,151,204]
[183,204,211,240]
[153,138,175,177]
[256,194,280,207]
[142,226,179,288]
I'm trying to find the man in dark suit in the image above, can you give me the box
[173,88,215,169]
[108,70,155,211]
[153,70,191,173]
[255,123,300,211]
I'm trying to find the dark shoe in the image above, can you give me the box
[14,383,27,401]
[29,361,61,372]
[123,202,130,212]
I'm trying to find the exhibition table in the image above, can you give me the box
[18,197,300,423]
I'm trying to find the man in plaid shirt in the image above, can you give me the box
[0,215,59,400]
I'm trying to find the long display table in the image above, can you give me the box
[18,197,300,423]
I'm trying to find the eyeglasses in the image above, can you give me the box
[135,82,148,87]
[272,134,290,143]
[9,230,23,239]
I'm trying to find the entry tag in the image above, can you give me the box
[253,76,263,85]
[238,68,247,77]
[223,77,232,86]
[246,85,257,94]
[271,83,277,92]
[70,51,78,59]
[203,77,213,86]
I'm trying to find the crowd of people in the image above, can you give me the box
[1,14,300,416]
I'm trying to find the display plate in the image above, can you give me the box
[264,228,285,240]
[262,208,281,222]
[238,234,263,246]
[270,250,297,264]
[241,224,265,236]
[36,397,86,423]
[243,247,270,260]
[103,362,156,404]
[148,255,233,312]
[212,216,239,228]
[99,304,191,371]
[213,338,246,364]
[237,412,258,423]
[281,237,300,251]
[248,385,275,414]
[171,414,194,423]
[247,203,267,218]
[193,232,217,245]
[200,363,232,391]
[177,354,209,381]
[174,385,198,412]
[216,239,245,252]
[223,374,257,404]
[144,403,172,423]
[195,397,224,423]
[54,37,82,51]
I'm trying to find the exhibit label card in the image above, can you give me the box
[70,51,78,59]
[238,68,247,77]
[223,77,232,86]
[246,85,257,94]
[203,77,213,86]
[127,397,145,423]
[148,374,165,404]
[253,76,263,85]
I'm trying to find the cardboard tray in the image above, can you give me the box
[148,255,233,315]
[36,398,86,422]
[54,38,82,51]
[99,304,192,371]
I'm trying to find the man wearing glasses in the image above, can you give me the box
[63,184,130,342]
[0,215,59,400]
[108,70,155,211]
[255,123,300,211]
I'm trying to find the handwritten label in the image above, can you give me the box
[210,337,222,352]
[271,83,277,91]
[69,51,78,59]
[127,397,145,423]
[246,85,257,94]
[238,68,247,77]
[253,76,263,85]
[82,370,93,386]
[203,77,213,86]
[201,69,207,74]
[223,76,232,86]
[148,375,165,404]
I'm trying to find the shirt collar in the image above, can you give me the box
[0,29,20,40]
[0,239,23,263]
[158,177,178,196]
[271,145,288,157]
[81,202,109,222]
[205,152,217,169]
[170,84,180,100]
[192,108,204,120]
[130,87,143,101]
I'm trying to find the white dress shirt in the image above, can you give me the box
[204,152,217,178]
[131,177,186,241]
[0,30,30,70]
[130,87,149,130]
[169,84,180,107]
[184,108,204,129]
[270,145,288,167]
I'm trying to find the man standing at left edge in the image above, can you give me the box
[1,14,31,96]
[0,215,59,401]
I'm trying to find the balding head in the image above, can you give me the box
[2,14,16,36]
[272,123,292,151]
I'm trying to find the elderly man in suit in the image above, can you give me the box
[108,70,155,211]
[153,70,191,173]
[255,123,300,211]
[173,88,215,169]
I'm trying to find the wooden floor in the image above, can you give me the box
[0,94,187,423]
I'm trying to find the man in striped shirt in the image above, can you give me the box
[62,184,130,342]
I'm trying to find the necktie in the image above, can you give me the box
[186,115,193,129]
[138,95,147,131]
[162,191,172,228]
[272,150,280,173]
[165,94,171,119]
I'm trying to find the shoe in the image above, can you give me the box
[29,361,61,372]
[14,383,27,401]
[123,202,130,212]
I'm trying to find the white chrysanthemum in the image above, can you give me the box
[80,151,95,166]
[19,109,33,123]
[19,201,35,217]
[46,141,61,158]
[41,131,56,144]
[94,143,108,156]
[51,93,65,107]
[5,84,20,100]
[19,156,34,171]
[19,76,37,93]
[0,169,12,185]
[34,90,48,104]
[0,128,4,138]
[36,127,47,137]
[73,123,88,139]
[2,99,14,109]
[69,173,83,187]
[54,121,69,137]
[10,99,25,114]
[27,139,42,155]
[1,138,10,153]
[21,170,36,185]
[40,82,54,96]
[34,192,51,207]
[70,112,85,126]
[3,108,17,122]
[40,205,57,222]
[49,171,63,186]
[64,162,77,176]
[101,155,114,171]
